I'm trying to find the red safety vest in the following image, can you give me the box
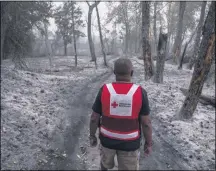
[100,83,142,141]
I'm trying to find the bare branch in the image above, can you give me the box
[188,24,199,43]
[92,1,100,8]
[86,1,90,7]
[156,2,169,15]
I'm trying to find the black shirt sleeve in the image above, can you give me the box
[139,88,150,116]
[92,86,103,115]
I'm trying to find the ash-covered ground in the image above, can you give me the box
[1,55,215,170]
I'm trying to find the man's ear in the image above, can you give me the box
[131,70,133,77]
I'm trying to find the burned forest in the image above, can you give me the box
[1,1,215,170]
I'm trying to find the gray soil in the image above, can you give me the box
[36,70,113,170]
[2,56,214,170]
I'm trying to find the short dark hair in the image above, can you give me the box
[114,58,133,76]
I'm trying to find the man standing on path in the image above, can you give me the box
[89,58,153,170]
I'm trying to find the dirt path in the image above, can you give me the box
[138,117,191,170]
[36,67,113,170]
[135,67,191,170]
[82,68,192,170]
[35,62,193,170]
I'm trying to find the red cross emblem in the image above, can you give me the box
[111,101,118,108]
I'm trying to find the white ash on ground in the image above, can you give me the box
[83,56,215,170]
[1,55,215,170]
[1,56,111,170]
[133,57,215,170]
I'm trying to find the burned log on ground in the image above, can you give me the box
[180,88,215,107]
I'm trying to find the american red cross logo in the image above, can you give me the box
[111,101,118,108]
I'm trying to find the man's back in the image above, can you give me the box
[92,82,149,151]
[89,58,152,170]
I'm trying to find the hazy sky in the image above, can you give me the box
[48,2,112,37]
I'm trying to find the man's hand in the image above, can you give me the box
[144,142,152,157]
[89,111,100,147]
[141,115,153,157]
[89,135,97,147]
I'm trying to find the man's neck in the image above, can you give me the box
[115,79,131,83]
[115,75,131,83]
[115,81,131,83]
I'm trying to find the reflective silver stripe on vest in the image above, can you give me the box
[106,83,139,95]
[101,127,139,140]
[106,83,139,117]
[127,84,139,96]
[106,83,116,94]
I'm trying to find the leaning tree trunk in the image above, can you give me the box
[178,2,215,119]
[72,6,77,67]
[172,2,186,64]
[142,1,154,80]
[87,2,99,66]
[96,4,107,66]
[178,27,197,70]
[153,1,157,57]
[154,32,168,83]
[178,42,188,70]
[188,1,207,70]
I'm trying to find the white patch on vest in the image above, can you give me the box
[106,83,139,117]
[101,127,139,140]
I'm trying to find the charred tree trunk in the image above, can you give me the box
[96,4,107,66]
[180,88,215,107]
[122,2,130,55]
[188,1,207,70]
[125,23,129,55]
[142,2,154,80]
[167,2,175,56]
[1,2,10,61]
[154,32,168,83]
[44,22,52,70]
[87,6,95,61]
[153,1,157,57]
[64,41,67,56]
[12,52,28,70]
[166,2,172,56]
[172,2,186,64]
[134,6,139,54]
[51,34,60,57]
[72,5,77,67]
[178,28,197,69]
[178,42,188,70]
[87,2,99,65]
[1,26,6,61]
[178,2,215,119]
[206,53,215,85]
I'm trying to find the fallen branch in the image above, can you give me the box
[180,88,215,107]
[134,59,144,66]
[165,56,173,61]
